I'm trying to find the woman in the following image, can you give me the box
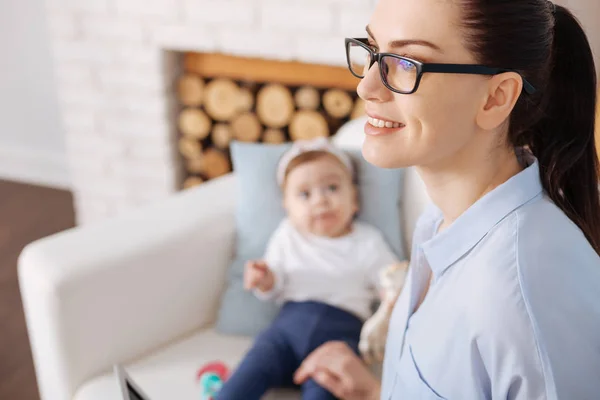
[293,0,600,399]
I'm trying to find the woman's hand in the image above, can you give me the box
[293,341,381,400]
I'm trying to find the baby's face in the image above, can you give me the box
[283,154,358,237]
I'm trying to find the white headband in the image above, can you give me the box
[276,137,354,186]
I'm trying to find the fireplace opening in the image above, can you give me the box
[173,52,365,190]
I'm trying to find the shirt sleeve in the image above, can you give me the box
[252,221,287,302]
[472,279,548,400]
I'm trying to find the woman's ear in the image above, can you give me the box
[476,71,523,131]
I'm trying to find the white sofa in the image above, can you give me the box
[17,117,430,400]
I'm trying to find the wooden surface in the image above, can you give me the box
[183,52,360,91]
[0,180,75,400]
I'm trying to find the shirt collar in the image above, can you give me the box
[421,150,543,280]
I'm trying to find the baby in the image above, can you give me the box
[216,137,400,400]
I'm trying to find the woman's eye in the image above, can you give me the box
[299,190,310,199]
[327,184,339,192]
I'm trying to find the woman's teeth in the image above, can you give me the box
[367,117,403,128]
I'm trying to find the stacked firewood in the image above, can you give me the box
[175,55,365,189]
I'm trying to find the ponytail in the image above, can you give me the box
[529,5,600,254]
[461,0,600,254]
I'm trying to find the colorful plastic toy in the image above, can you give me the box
[196,361,229,400]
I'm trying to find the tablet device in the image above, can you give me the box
[114,364,152,400]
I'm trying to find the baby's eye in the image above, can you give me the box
[299,190,310,199]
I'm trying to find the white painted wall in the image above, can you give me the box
[0,0,69,188]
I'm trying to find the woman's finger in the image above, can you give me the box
[313,368,348,399]
[294,342,338,383]
[296,344,353,382]
[294,355,319,383]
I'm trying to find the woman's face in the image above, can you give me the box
[358,0,491,170]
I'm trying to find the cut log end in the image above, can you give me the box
[204,78,241,121]
[186,158,204,174]
[201,148,231,179]
[231,112,262,142]
[236,87,255,113]
[323,89,353,119]
[294,86,320,110]
[178,108,211,140]
[177,74,205,107]
[262,128,286,144]
[178,137,203,159]
[256,84,295,128]
[289,110,330,141]
[211,123,233,149]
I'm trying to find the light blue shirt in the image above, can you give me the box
[381,153,600,400]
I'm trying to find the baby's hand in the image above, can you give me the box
[244,260,275,292]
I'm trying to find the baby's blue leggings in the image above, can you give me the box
[215,300,363,400]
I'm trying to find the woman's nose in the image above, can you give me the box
[356,60,394,103]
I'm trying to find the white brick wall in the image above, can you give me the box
[54,63,96,88]
[104,92,170,119]
[114,0,181,21]
[295,35,348,67]
[51,40,116,66]
[58,85,107,110]
[112,44,163,69]
[151,25,218,52]
[45,0,375,224]
[100,113,173,140]
[260,1,334,34]
[97,65,166,95]
[46,12,80,38]
[61,109,98,132]
[338,8,372,37]
[45,0,113,14]
[218,29,295,60]
[81,16,146,42]
[183,0,256,27]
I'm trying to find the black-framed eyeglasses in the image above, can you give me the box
[345,38,536,95]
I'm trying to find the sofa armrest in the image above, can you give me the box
[18,174,237,400]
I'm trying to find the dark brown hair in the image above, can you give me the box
[461,1,599,254]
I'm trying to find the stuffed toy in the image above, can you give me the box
[359,260,410,364]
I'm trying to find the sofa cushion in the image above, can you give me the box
[215,139,406,337]
[74,328,301,400]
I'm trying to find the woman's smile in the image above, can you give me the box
[365,113,406,136]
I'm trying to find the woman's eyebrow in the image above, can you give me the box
[366,25,442,52]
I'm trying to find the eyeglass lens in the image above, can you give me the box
[347,41,418,93]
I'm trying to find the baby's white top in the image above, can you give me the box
[254,218,400,320]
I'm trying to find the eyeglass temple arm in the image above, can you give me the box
[422,64,537,94]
